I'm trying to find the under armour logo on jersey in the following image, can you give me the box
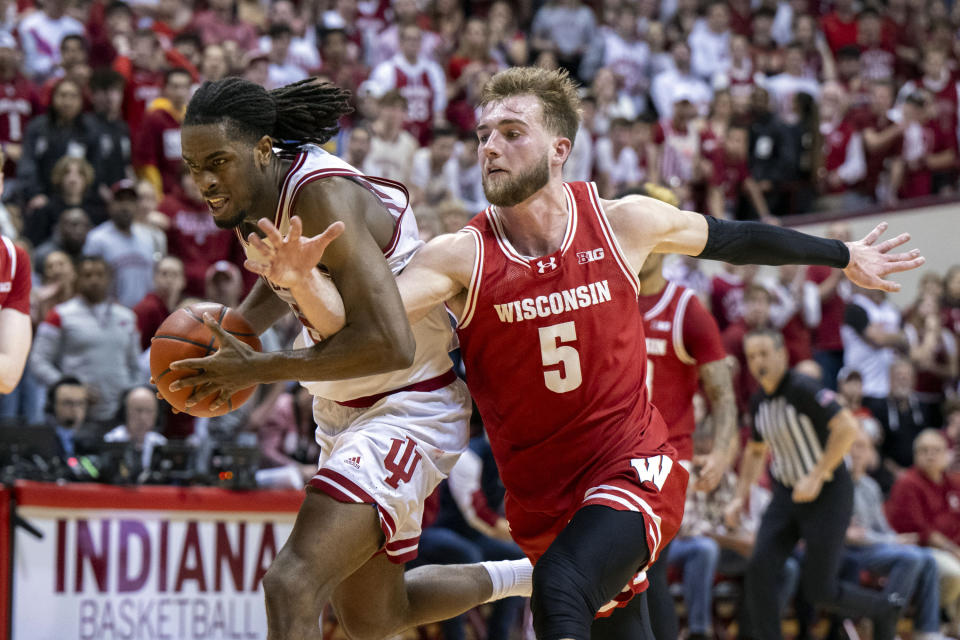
[577,248,605,264]
[536,257,558,273]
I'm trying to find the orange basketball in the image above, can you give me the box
[150,302,262,417]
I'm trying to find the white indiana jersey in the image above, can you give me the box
[238,144,456,402]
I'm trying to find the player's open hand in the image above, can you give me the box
[244,215,345,290]
[843,222,925,292]
[168,313,261,413]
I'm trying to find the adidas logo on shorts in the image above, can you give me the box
[345,456,361,469]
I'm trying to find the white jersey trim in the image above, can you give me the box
[457,227,484,330]
[2,236,16,280]
[643,281,677,321]
[586,182,641,298]
[485,185,578,268]
[673,288,697,365]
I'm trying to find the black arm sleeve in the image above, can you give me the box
[696,216,850,268]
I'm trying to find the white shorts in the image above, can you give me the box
[307,378,470,563]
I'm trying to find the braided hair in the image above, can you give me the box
[184,77,353,150]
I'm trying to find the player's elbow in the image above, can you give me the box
[380,328,416,370]
[0,369,23,394]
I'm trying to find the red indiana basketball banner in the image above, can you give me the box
[5,482,301,640]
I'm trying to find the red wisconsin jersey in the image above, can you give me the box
[457,181,672,517]
[639,282,726,461]
[0,235,31,315]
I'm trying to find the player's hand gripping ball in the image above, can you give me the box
[150,302,262,417]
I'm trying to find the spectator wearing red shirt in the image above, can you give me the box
[113,30,167,135]
[749,8,783,78]
[711,263,759,331]
[0,234,32,393]
[134,67,191,197]
[821,0,858,54]
[856,9,895,83]
[890,90,956,201]
[132,255,185,351]
[38,33,89,108]
[897,48,960,149]
[158,168,246,297]
[0,33,39,180]
[859,80,902,202]
[189,0,258,52]
[707,123,770,221]
[886,429,960,623]
[816,82,867,210]
[903,293,958,412]
[807,222,853,389]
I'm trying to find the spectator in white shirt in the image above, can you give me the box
[453,134,488,214]
[595,117,642,198]
[530,0,597,80]
[104,385,167,472]
[688,1,732,81]
[265,24,309,89]
[650,40,713,119]
[362,90,419,184]
[409,126,459,209]
[762,43,822,118]
[17,0,84,81]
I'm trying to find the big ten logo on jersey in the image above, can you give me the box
[384,437,422,488]
[576,248,605,265]
[631,455,673,491]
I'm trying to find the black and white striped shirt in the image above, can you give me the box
[750,371,843,487]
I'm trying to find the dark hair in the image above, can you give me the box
[753,7,776,20]
[61,34,88,53]
[90,67,125,91]
[105,1,132,17]
[836,45,861,61]
[173,31,203,50]
[46,375,86,416]
[431,125,456,140]
[77,254,111,272]
[185,77,353,150]
[269,22,293,38]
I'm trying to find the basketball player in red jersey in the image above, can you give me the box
[241,67,924,639]
[630,183,736,640]
[0,157,32,394]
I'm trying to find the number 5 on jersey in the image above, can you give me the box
[539,321,583,393]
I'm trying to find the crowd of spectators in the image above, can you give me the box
[0,0,959,635]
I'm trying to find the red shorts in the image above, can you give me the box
[504,451,688,617]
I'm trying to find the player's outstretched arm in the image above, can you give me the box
[605,195,925,292]
[396,232,474,324]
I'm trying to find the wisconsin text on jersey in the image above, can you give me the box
[492,280,613,323]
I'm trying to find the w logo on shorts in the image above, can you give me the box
[384,437,422,488]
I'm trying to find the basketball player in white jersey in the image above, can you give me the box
[175,78,531,640]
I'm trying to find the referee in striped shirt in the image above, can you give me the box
[726,328,904,640]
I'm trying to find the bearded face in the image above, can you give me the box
[481,152,551,207]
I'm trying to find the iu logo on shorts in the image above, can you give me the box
[384,437,422,488]
[536,257,558,273]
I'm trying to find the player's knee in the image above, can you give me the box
[530,550,598,640]
[337,599,404,640]
[262,548,330,610]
